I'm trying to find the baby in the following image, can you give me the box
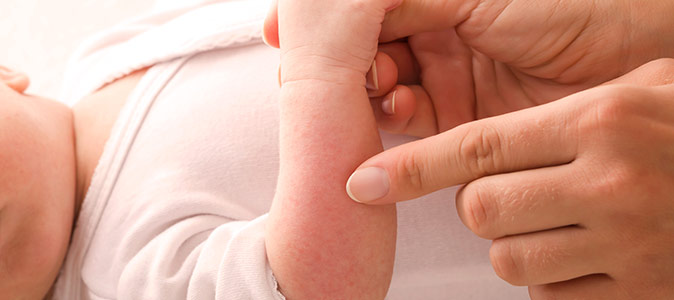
[2,2,387,298]
[0,66,75,298]
[0,65,144,299]
[0,0,527,299]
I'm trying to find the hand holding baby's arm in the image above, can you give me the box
[264,0,402,299]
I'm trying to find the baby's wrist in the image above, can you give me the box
[279,48,372,88]
[279,63,365,88]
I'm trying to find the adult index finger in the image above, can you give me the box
[346,99,580,204]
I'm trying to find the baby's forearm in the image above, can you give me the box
[267,81,397,299]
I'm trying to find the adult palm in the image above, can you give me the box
[372,0,674,137]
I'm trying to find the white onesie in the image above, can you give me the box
[52,0,528,299]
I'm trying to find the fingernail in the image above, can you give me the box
[365,60,379,91]
[346,167,390,203]
[262,31,270,46]
[381,90,397,115]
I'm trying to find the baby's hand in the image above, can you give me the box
[264,0,402,88]
[366,32,474,139]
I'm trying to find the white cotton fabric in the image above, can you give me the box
[52,0,529,299]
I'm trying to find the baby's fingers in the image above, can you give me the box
[262,0,279,48]
[367,52,399,97]
[377,42,420,85]
[372,85,438,138]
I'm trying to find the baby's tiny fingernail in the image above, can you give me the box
[381,90,397,115]
[262,31,270,47]
[365,60,379,91]
[346,167,390,203]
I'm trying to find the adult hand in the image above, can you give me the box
[346,59,674,299]
[266,0,674,137]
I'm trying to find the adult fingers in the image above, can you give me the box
[348,62,674,205]
[379,0,479,42]
[266,0,479,47]
[529,274,627,300]
[603,58,674,87]
[373,30,475,138]
[262,0,279,48]
[409,29,475,132]
[346,99,580,204]
[456,164,586,240]
[490,226,608,286]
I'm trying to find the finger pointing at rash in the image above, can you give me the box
[347,100,580,204]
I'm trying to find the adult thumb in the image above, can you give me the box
[379,0,479,42]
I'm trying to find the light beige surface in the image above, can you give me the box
[0,0,152,100]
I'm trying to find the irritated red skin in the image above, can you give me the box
[266,82,397,299]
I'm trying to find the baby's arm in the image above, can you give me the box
[264,1,404,298]
[267,79,396,299]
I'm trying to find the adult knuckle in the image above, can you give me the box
[460,183,498,238]
[585,86,639,133]
[458,0,510,41]
[489,239,525,285]
[595,162,655,219]
[458,125,506,177]
[590,161,636,201]
[397,151,425,192]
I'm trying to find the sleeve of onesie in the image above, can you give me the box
[112,198,286,300]
[62,5,290,295]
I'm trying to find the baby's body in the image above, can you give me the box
[0,65,144,298]
[0,67,75,299]
[0,1,527,299]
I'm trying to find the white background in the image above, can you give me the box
[0,0,152,99]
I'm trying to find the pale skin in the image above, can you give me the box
[4,0,674,299]
[6,6,398,299]
[0,19,398,299]
[265,0,674,299]
[0,67,75,300]
[0,66,144,299]
[1,13,400,298]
